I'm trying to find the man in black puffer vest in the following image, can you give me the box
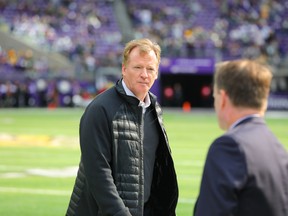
[66,38,178,216]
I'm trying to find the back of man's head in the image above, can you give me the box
[214,59,273,110]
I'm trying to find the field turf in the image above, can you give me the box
[0,108,287,216]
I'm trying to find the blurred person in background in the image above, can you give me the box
[66,38,178,216]
[194,59,288,216]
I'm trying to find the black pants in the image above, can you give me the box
[144,200,153,216]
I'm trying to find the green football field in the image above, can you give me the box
[0,108,287,216]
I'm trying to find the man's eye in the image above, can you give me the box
[148,68,155,73]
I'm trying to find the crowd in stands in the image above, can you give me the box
[0,0,122,78]
[126,0,288,67]
[0,0,288,108]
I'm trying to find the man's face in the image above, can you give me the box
[122,47,158,101]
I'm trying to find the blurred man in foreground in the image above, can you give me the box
[194,59,288,216]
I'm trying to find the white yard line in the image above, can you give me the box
[0,186,196,204]
[178,198,196,204]
[0,187,70,196]
[0,166,78,178]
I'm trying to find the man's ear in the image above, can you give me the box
[220,89,227,108]
[122,64,126,77]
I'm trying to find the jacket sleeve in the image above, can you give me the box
[194,135,247,216]
[79,102,132,216]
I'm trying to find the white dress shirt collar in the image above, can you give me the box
[122,80,151,113]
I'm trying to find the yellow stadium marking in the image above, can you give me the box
[0,133,78,147]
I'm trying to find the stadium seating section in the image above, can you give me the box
[0,0,287,107]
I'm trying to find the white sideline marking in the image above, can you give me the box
[0,187,70,196]
[178,198,196,204]
[0,173,26,178]
[0,166,78,178]
[0,186,196,204]
[26,167,78,177]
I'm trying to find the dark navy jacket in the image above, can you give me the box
[194,117,288,216]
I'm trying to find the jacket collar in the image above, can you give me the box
[115,79,157,107]
[121,80,151,110]
[229,115,264,130]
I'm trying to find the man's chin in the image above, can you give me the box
[137,84,150,90]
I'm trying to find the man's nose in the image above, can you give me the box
[140,69,149,77]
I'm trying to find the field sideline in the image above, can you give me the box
[0,108,287,216]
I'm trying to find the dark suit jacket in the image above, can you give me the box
[194,117,288,216]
